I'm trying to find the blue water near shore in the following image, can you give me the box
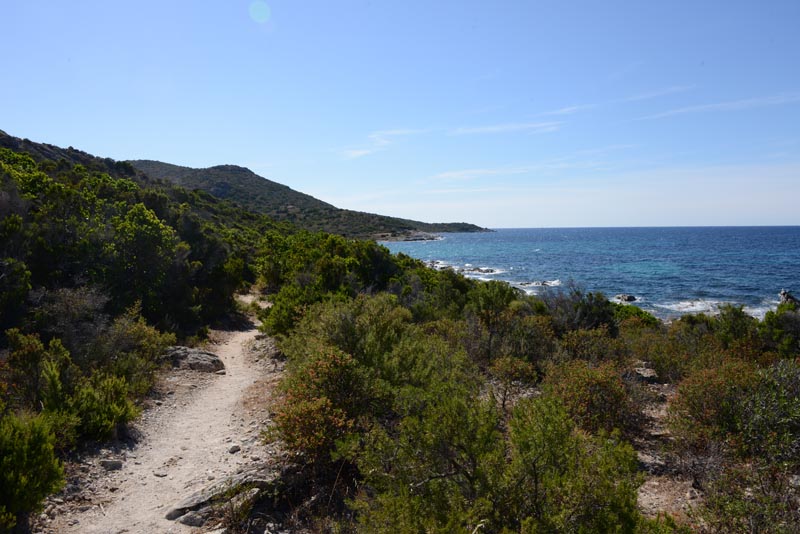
[382,227,800,320]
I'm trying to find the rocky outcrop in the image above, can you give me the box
[780,289,799,306]
[164,466,286,525]
[163,346,225,373]
[616,294,637,302]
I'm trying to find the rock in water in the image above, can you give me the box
[616,294,637,302]
[163,346,225,373]
[779,289,799,306]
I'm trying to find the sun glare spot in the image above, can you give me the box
[249,1,271,24]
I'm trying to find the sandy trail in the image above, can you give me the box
[47,322,273,534]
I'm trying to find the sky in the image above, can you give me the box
[2,0,800,228]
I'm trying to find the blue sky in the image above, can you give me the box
[3,0,799,227]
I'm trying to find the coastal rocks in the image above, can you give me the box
[616,294,637,302]
[164,346,225,373]
[518,280,561,288]
[780,289,799,306]
[462,266,498,275]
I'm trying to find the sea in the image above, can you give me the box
[382,227,800,320]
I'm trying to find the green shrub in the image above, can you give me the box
[542,286,618,337]
[509,396,641,533]
[0,413,64,532]
[759,301,800,357]
[713,304,759,349]
[699,462,800,533]
[613,303,660,329]
[4,329,74,412]
[543,359,634,433]
[558,326,627,365]
[274,346,376,463]
[465,280,518,359]
[736,359,800,462]
[353,389,504,533]
[488,356,537,412]
[93,305,176,397]
[73,373,139,441]
[498,313,557,369]
[667,358,759,453]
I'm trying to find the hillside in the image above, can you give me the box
[0,130,485,240]
[129,159,487,239]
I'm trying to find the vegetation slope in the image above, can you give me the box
[129,159,486,239]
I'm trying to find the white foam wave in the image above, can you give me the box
[657,300,725,315]
[656,299,779,319]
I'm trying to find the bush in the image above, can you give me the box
[667,358,759,454]
[736,359,800,462]
[93,305,176,397]
[543,360,634,433]
[558,326,627,365]
[73,373,139,441]
[713,304,759,349]
[542,285,618,337]
[4,329,73,412]
[613,303,660,329]
[488,356,537,412]
[509,396,641,533]
[0,413,64,532]
[273,346,376,463]
[700,462,800,533]
[759,301,800,357]
[497,312,557,369]
[353,388,504,533]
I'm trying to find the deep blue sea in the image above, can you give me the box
[382,227,800,320]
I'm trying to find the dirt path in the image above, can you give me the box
[39,318,280,534]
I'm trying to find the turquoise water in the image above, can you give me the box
[383,227,800,319]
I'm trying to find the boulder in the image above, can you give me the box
[616,294,637,302]
[165,466,281,521]
[163,346,225,373]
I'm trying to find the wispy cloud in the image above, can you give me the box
[431,167,534,182]
[619,85,694,103]
[637,92,800,120]
[539,104,595,116]
[429,153,624,183]
[451,121,561,135]
[340,128,426,159]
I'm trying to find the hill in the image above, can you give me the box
[0,130,485,239]
[129,159,487,239]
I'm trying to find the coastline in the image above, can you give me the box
[382,227,798,321]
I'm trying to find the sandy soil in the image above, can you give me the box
[36,316,280,534]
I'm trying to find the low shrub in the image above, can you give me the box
[736,359,800,462]
[509,396,641,533]
[558,326,627,365]
[700,462,800,533]
[273,346,376,463]
[542,359,634,433]
[667,358,759,454]
[73,373,139,441]
[0,413,64,532]
[488,355,537,412]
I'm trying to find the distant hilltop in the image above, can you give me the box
[0,129,487,240]
[129,159,488,239]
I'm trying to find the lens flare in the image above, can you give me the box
[249,1,271,24]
